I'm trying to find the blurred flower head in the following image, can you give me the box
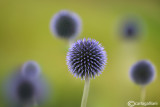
[4,61,47,106]
[21,61,41,79]
[130,60,156,86]
[50,10,82,40]
[67,38,107,79]
[122,20,139,39]
[117,15,145,41]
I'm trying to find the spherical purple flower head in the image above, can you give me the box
[50,10,82,40]
[130,60,155,86]
[5,62,47,106]
[21,61,41,79]
[15,78,36,104]
[119,17,143,41]
[67,38,107,79]
[5,75,40,106]
[123,22,138,38]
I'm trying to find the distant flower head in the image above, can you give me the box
[123,21,138,38]
[118,16,144,41]
[4,61,47,106]
[50,10,82,40]
[67,38,107,79]
[21,61,41,79]
[15,77,36,104]
[130,60,155,86]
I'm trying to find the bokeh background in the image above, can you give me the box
[0,0,160,107]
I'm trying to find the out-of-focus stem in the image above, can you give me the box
[140,86,146,102]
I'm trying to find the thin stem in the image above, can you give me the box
[81,77,90,107]
[140,86,146,102]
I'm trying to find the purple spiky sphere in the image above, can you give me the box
[50,10,82,40]
[67,38,107,79]
[130,60,155,86]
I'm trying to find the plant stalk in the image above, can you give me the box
[81,77,90,107]
[140,86,146,102]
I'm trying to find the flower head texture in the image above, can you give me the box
[67,38,107,79]
[50,10,82,39]
[130,60,155,86]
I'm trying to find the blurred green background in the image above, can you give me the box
[0,0,160,107]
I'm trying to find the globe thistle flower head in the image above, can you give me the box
[21,61,41,79]
[4,62,47,106]
[5,74,39,106]
[117,16,144,41]
[50,10,82,40]
[123,21,138,39]
[130,60,155,86]
[67,38,107,79]
[16,78,35,103]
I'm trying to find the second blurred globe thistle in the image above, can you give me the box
[116,15,145,41]
[130,60,155,86]
[50,10,82,40]
[4,61,48,107]
[129,60,156,102]
[21,61,41,79]
[121,19,139,39]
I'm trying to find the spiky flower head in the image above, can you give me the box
[67,38,107,79]
[50,10,82,40]
[130,60,155,86]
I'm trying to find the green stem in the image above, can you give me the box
[140,86,146,102]
[81,77,90,107]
